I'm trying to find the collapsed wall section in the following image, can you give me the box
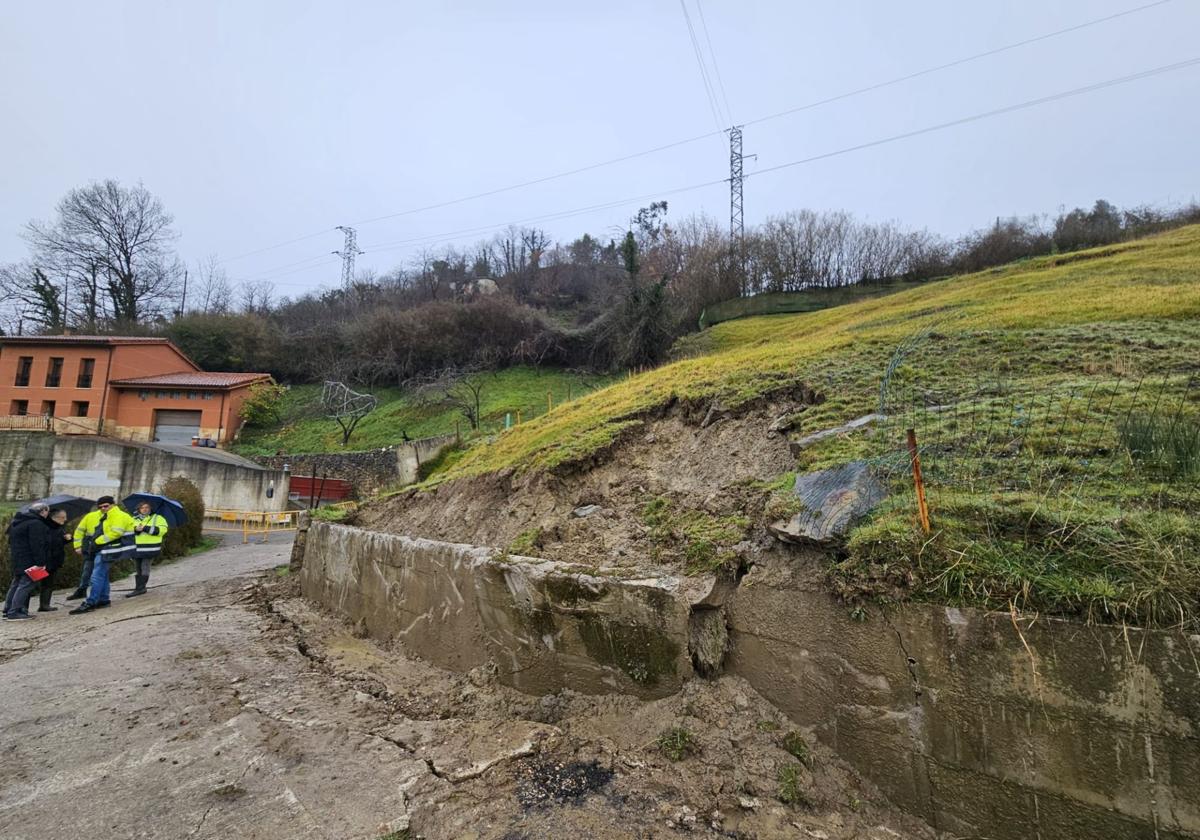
[300,522,692,698]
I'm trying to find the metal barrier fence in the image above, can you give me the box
[204,509,300,543]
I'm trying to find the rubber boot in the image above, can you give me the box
[126,574,148,598]
[66,587,88,601]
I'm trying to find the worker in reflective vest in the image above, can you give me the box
[67,502,111,601]
[127,502,168,598]
[70,498,135,614]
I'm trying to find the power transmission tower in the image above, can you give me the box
[729,125,746,289]
[333,225,364,285]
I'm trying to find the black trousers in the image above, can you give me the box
[38,569,58,609]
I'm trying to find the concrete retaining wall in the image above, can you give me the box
[298,521,1200,839]
[0,432,289,511]
[256,434,457,494]
[300,522,691,698]
[727,563,1200,840]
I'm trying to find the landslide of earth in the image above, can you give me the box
[359,225,1200,627]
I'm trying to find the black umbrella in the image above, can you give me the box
[20,494,96,520]
[122,493,188,527]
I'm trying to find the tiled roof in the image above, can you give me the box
[110,372,273,389]
[0,335,175,345]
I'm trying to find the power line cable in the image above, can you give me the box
[219,0,1174,271]
[694,0,733,123]
[747,56,1200,180]
[743,0,1175,128]
[679,0,726,129]
[348,55,1200,271]
[260,54,1200,290]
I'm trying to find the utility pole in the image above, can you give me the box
[178,267,188,319]
[333,226,364,286]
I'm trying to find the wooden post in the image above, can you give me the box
[516,410,522,424]
[567,383,572,401]
[547,390,553,413]
[455,419,461,442]
[906,428,931,534]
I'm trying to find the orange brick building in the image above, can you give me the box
[0,336,272,444]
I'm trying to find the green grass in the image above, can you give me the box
[431,227,1200,481]
[234,366,616,455]
[404,225,1200,630]
[777,763,812,807]
[657,726,698,761]
[640,495,750,574]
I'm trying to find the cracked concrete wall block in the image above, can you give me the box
[300,522,692,698]
[725,563,1200,839]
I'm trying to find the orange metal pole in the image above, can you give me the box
[906,428,931,534]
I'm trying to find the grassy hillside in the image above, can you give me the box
[234,366,615,455]
[440,227,1200,480]
[419,225,1200,629]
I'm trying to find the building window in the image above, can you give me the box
[14,357,32,386]
[41,400,56,417]
[156,390,168,399]
[71,401,89,417]
[171,391,182,400]
[203,392,215,400]
[77,358,96,388]
[187,391,200,400]
[139,390,149,401]
[45,357,64,387]
[11,400,28,416]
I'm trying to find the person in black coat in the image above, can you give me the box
[37,508,71,612]
[4,503,51,620]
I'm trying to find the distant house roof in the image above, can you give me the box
[110,372,273,389]
[0,335,200,370]
[1,335,178,346]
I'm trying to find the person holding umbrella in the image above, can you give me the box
[36,507,73,611]
[69,497,136,615]
[127,500,169,597]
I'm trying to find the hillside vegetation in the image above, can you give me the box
[414,225,1200,629]
[234,366,615,455]
[438,226,1200,480]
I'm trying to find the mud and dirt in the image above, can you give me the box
[357,396,819,576]
[0,536,934,839]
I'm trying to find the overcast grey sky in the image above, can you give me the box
[1,0,1197,299]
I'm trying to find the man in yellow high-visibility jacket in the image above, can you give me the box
[126,502,168,598]
[67,499,113,601]
[70,496,135,615]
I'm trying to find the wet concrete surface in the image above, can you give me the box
[0,535,933,840]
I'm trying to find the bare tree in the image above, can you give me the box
[23,180,181,325]
[192,254,234,315]
[414,367,486,430]
[320,381,379,447]
[239,280,276,314]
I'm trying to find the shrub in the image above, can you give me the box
[777,763,812,807]
[159,476,206,560]
[781,731,813,765]
[657,726,698,761]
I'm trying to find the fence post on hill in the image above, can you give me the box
[906,428,931,534]
[547,391,553,413]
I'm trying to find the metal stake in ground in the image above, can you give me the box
[906,428,931,534]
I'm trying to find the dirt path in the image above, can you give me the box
[0,537,933,840]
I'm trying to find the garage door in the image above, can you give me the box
[153,409,202,444]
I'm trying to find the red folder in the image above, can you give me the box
[24,566,49,581]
